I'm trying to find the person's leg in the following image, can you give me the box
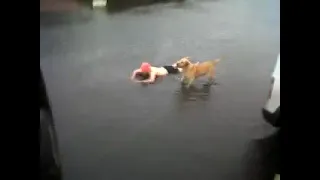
[163,65,180,75]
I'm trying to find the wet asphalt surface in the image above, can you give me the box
[40,0,280,180]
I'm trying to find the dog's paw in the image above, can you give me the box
[206,79,219,85]
[184,85,191,89]
[206,81,219,86]
[203,82,213,86]
[180,79,188,84]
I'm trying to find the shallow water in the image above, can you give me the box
[40,0,280,179]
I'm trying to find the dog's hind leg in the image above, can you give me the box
[207,68,216,85]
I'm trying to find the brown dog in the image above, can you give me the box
[173,57,220,87]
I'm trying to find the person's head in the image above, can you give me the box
[140,62,151,73]
[135,62,151,80]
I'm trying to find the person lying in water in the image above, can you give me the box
[131,61,199,84]
[131,62,183,84]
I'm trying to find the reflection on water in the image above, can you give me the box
[107,0,185,13]
[175,83,213,101]
[243,130,280,180]
[40,0,186,13]
[40,0,188,26]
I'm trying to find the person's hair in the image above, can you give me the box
[135,72,150,80]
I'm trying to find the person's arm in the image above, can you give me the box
[141,72,156,83]
[131,69,141,81]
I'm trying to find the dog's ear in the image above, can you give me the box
[184,60,190,66]
[181,59,191,68]
[183,56,191,60]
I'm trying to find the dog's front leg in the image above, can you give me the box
[180,75,186,84]
[181,75,185,82]
[186,78,195,88]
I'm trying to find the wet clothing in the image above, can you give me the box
[162,65,180,74]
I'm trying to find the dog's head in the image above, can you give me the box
[173,57,192,68]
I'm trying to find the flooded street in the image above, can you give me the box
[40,0,280,179]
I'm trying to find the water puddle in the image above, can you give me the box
[174,80,219,101]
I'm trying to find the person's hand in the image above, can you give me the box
[130,69,141,82]
[130,76,141,83]
[130,76,136,81]
[132,78,151,84]
[133,79,143,83]
[141,79,156,84]
[141,80,151,84]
